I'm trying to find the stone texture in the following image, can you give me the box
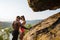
[23,12,60,40]
[28,0,60,11]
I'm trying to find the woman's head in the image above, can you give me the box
[20,15,25,20]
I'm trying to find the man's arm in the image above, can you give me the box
[12,21,15,29]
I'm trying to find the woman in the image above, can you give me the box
[19,16,28,40]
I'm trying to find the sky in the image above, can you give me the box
[0,0,60,22]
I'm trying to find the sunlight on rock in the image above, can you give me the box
[23,12,60,40]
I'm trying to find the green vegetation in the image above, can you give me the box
[0,24,32,40]
[0,26,12,40]
[24,24,32,34]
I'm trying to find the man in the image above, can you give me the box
[12,16,21,40]
[12,16,29,40]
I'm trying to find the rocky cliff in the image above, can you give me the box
[23,12,60,40]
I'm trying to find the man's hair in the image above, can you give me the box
[16,16,20,19]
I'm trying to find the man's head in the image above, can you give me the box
[16,16,20,21]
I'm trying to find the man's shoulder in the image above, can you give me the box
[13,21,21,23]
[13,21,16,23]
[12,21,17,24]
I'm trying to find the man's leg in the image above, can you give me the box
[12,30,19,40]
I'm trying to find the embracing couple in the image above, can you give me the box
[12,16,29,40]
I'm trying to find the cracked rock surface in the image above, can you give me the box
[23,12,60,40]
[28,0,60,11]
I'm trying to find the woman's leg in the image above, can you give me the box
[20,32,24,40]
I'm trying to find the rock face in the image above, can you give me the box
[28,0,60,11]
[23,12,60,40]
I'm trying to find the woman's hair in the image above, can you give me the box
[21,15,25,20]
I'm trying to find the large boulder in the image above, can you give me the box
[28,0,60,11]
[23,12,60,40]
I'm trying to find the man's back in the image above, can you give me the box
[12,21,21,30]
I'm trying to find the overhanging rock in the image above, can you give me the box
[28,0,60,11]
